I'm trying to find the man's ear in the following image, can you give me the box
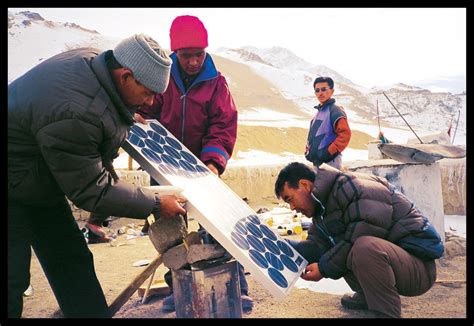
[120,69,133,82]
[299,179,313,192]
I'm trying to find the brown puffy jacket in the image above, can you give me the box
[306,164,441,279]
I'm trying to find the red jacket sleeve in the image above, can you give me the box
[200,76,238,174]
[328,118,351,155]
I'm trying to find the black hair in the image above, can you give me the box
[274,162,316,198]
[106,50,123,70]
[313,76,334,89]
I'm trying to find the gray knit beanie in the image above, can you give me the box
[114,34,172,93]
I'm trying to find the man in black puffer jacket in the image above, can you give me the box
[274,162,443,318]
[8,34,188,318]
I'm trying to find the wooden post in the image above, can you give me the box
[128,155,133,170]
[109,255,163,316]
[141,268,157,304]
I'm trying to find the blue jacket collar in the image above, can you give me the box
[314,98,336,111]
[170,52,219,94]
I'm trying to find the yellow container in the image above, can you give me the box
[292,224,303,235]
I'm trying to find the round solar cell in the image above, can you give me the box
[150,122,168,136]
[245,222,263,238]
[161,154,180,169]
[265,252,284,271]
[130,125,147,138]
[231,231,250,250]
[128,133,146,147]
[234,220,248,235]
[147,130,165,144]
[179,160,197,172]
[280,255,298,273]
[268,268,288,288]
[277,240,294,258]
[158,163,176,176]
[144,139,164,154]
[262,238,281,255]
[165,137,183,150]
[247,214,261,225]
[248,249,269,269]
[246,234,265,253]
[260,224,278,241]
[180,151,198,165]
[163,144,181,160]
[141,148,162,164]
[194,165,210,174]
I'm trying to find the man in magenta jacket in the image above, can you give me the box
[135,16,237,175]
[135,15,253,313]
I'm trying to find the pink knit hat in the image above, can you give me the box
[170,15,208,51]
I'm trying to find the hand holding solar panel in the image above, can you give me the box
[122,120,308,299]
[156,195,187,219]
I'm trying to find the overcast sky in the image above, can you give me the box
[10,7,466,91]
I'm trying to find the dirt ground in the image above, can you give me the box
[22,213,467,319]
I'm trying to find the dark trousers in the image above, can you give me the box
[150,177,250,295]
[288,236,436,318]
[8,198,111,318]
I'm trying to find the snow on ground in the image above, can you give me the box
[445,215,466,238]
[228,150,307,167]
[295,277,352,295]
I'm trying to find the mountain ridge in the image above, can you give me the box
[8,10,466,142]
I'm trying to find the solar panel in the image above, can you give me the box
[122,120,308,300]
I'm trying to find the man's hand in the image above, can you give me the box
[301,262,323,282]
[134,113,148,124]
[157,195,187,219]
[206,163,219,176]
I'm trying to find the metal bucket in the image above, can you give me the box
[172,258,242,318]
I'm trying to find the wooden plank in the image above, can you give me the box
[109,255,163,316]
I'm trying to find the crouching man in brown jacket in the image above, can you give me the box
[274,162,444,318]
[8,34,187,318]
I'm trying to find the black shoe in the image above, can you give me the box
[340,292,368,310]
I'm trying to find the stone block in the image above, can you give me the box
[187,244,226,265]
[148,214,187,254]
[163,243,188,270]
[439,158,466,214]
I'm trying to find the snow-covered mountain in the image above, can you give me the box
[215,47,466,140]
[8,10,466,144]
[8,10,121,83]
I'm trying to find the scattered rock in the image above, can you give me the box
[132,259,151,267]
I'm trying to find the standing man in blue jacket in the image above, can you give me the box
[275,162,443,318]
[305,77,351,170]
